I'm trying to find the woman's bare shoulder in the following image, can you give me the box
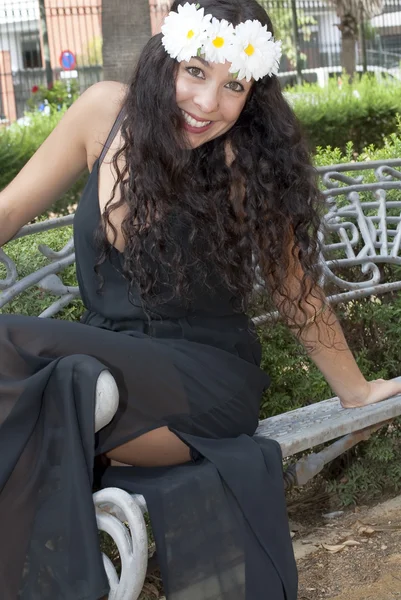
[82,81,128,167]
[0,82,128,238]
[84,80,128,113]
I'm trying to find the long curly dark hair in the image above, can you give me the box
[96,0,325,326]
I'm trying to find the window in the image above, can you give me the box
[381,34,401,56]
[21,34,43,69]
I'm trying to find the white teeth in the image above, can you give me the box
[181,110,211,128]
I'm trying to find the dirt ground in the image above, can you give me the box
[293,495,401,600]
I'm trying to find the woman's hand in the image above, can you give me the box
[340,378,401,409]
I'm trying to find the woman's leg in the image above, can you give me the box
[0,315,194,469]
[106,426,191,467]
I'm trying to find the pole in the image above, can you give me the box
[290,0,303,85]
[359,2,368,73]
[38,0,53,87]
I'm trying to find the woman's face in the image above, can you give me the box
[175,57,253,148]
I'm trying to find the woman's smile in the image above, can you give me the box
[181,109,213,134]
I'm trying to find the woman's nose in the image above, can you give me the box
[194,86,219,114]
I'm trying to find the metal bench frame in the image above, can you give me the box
[2,159,401,599]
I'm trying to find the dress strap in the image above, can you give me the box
[98,107,126,166]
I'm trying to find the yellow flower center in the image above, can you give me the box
[187,29,195,39]
[212,36,225,48]
[244,43,255,56]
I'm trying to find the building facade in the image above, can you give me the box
[0,0,102,122]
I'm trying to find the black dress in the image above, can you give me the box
[0,115,298,599]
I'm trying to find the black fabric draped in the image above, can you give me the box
[0,345,109,600]
[0,315,297,600]
[103,434,298,600]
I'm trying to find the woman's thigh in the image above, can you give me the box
[106,426,191,467]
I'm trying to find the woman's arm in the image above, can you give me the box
[274,242,401,408]
[295,304,401,408]
[0,81,126,246]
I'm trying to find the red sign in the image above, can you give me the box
[59,50,76,71]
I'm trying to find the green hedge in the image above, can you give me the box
[0,111,63,188]
[0,111,87,215]
[286,75,401,154]
[2,75,401,216]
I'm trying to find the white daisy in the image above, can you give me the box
[161,2,212,63]
[201,18,235,64]
[228,20,282,82]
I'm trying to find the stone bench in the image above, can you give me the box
[2,159,401,599]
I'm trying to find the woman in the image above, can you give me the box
[1,0,400,598]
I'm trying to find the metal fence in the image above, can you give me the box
[260,0,401,85]
[151,0,401,84]
[0,0,102,123]
[1,0,401,123]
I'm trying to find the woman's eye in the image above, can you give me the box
[186,66,205,79]
[226,81,245,93]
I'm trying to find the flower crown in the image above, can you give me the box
[161,2,282,82]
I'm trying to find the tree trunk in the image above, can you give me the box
[341,29,356,80]
[338,12,358,81]
[102,0,152,84]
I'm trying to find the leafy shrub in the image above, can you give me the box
[0,111,88,214]
[0,111,62,188]
[27,80,80,112]
[287,75,401,154]
[259,291,401,418]
[325,423,401,506]
[2,75,400,219]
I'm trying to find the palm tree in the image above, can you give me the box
[330,0,383,79]
[102,0,152,84]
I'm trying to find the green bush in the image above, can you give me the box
[27,80,80,112]
[325,424,401,506]
[259,292,401,417]
[0,110,88,215]
[2,75,400,218]
[0,111,62,188]
[287,75,401,154]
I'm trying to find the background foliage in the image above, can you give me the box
[2,74,400,209]
[27,80,80,112]
[285,75,401,153]
[269,7,316,69]
[0,110,87,214]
